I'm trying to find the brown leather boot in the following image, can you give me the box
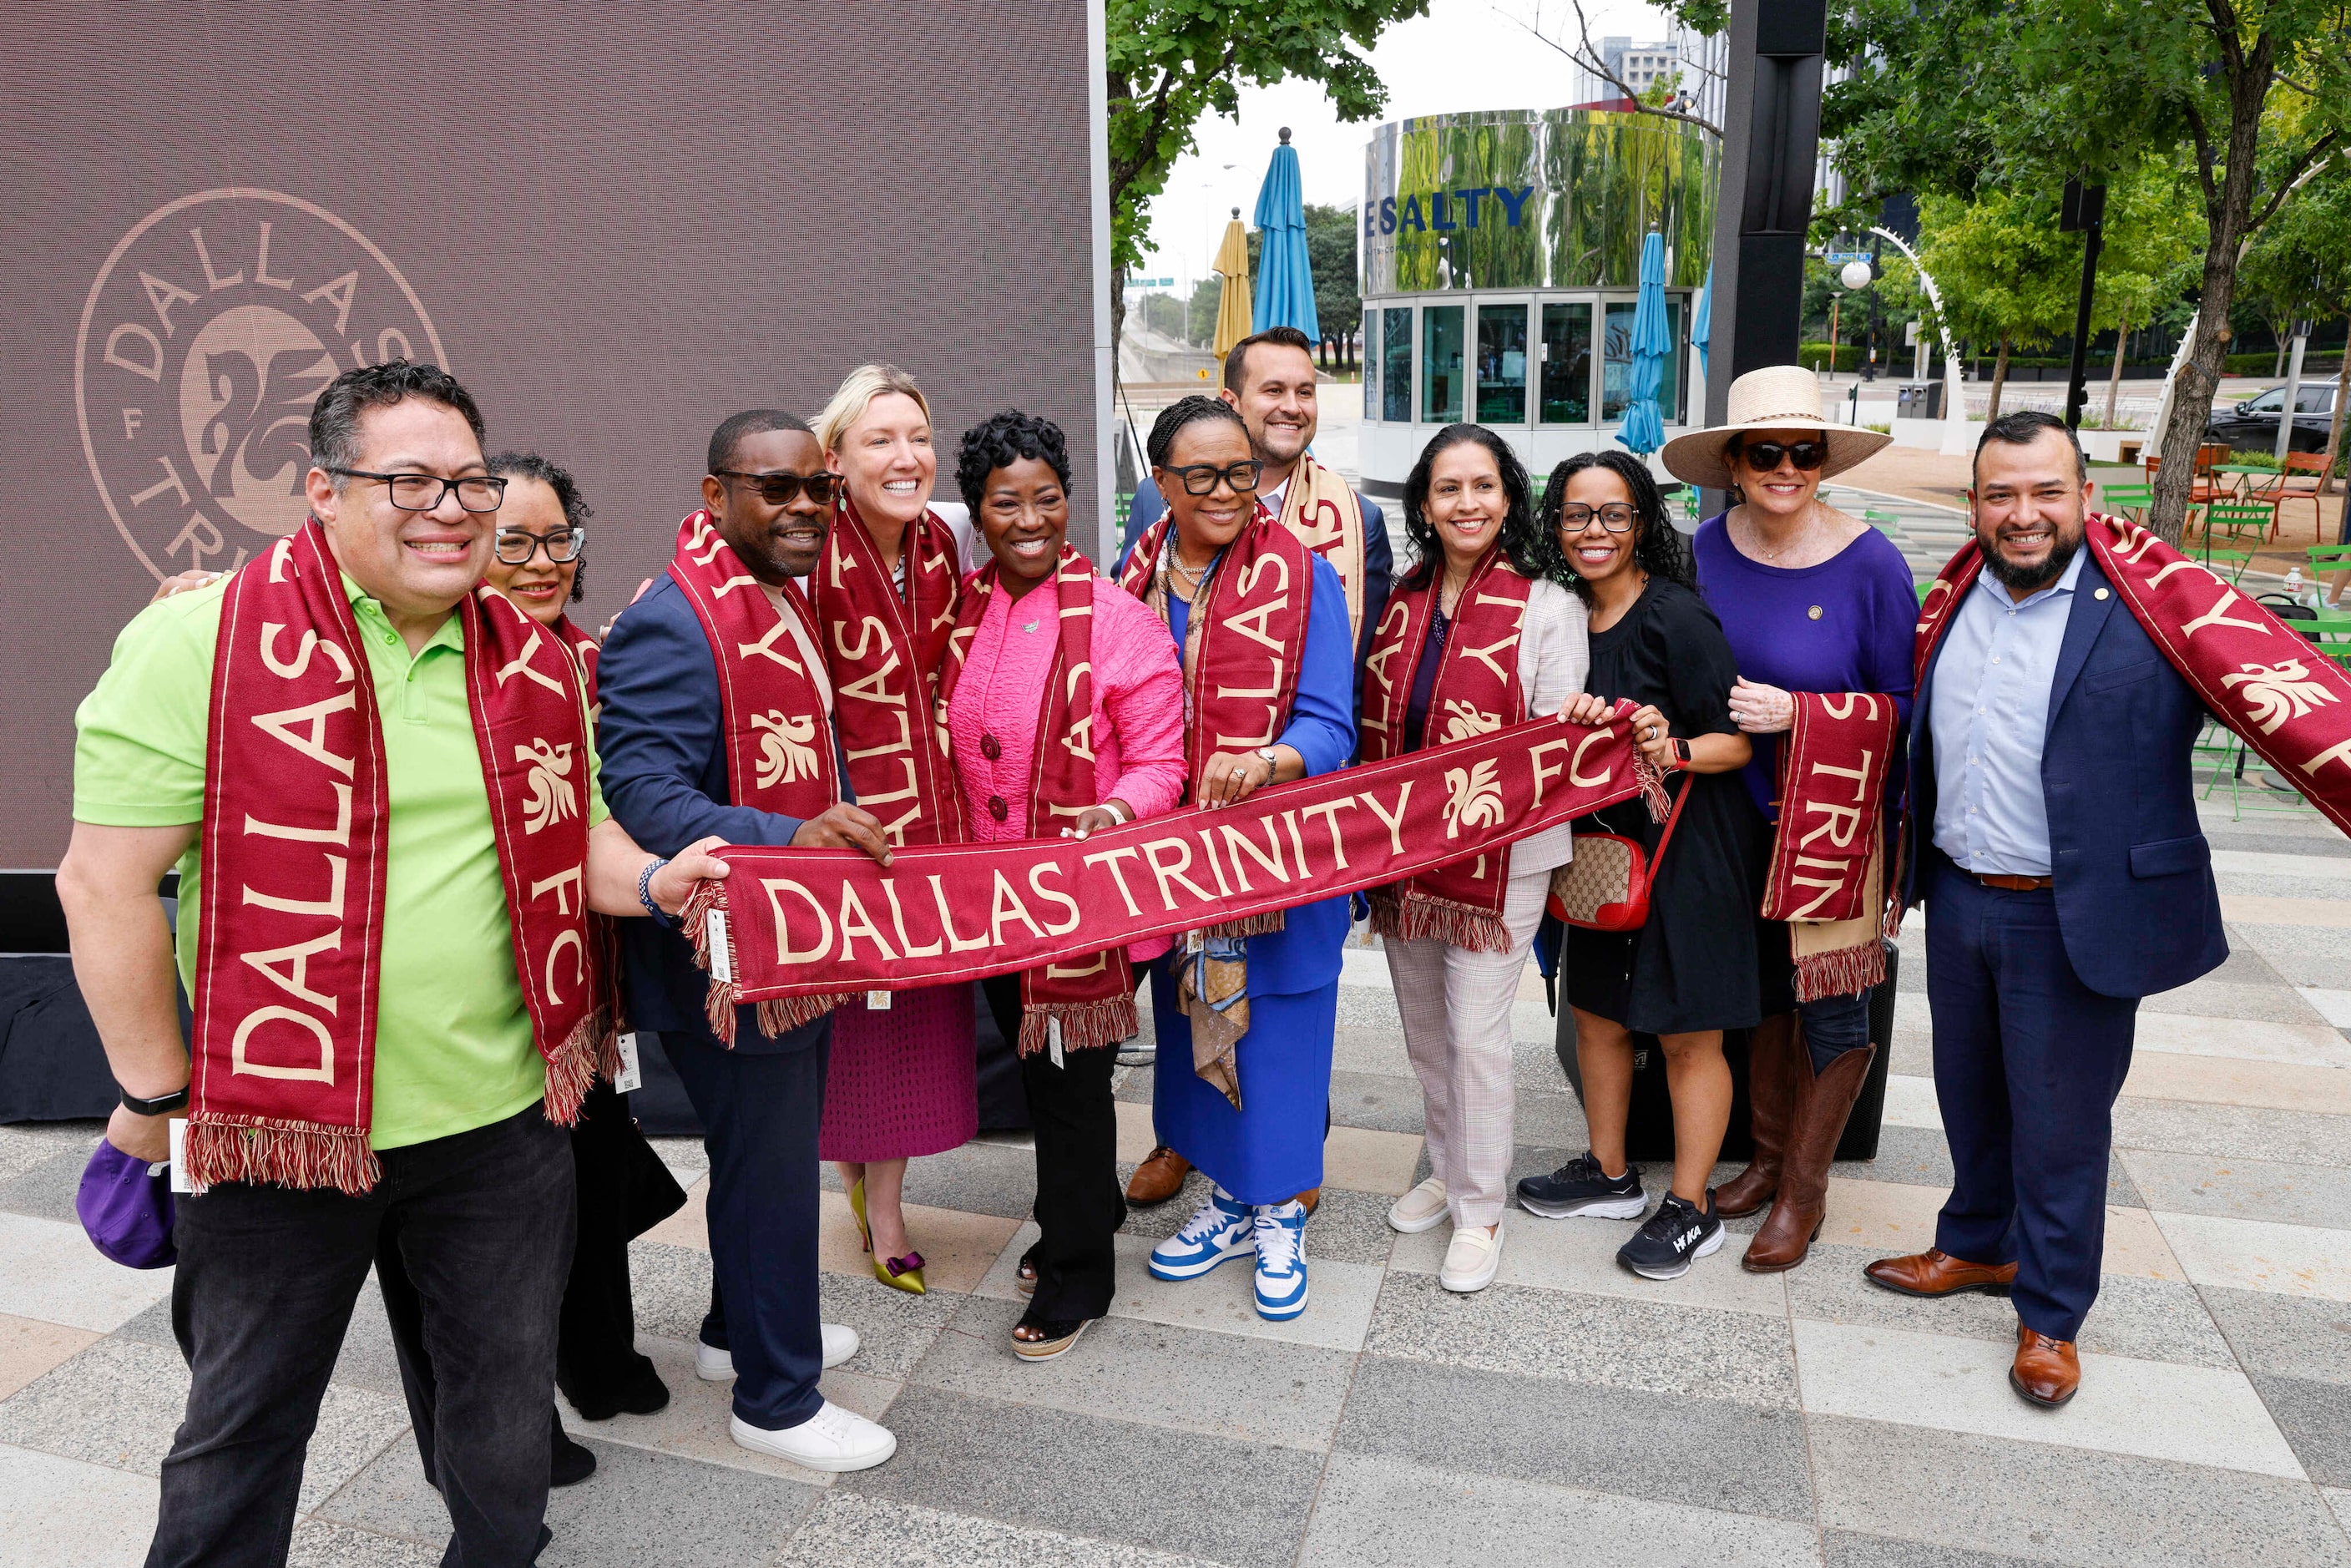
[1863,1248,2018,1297]
[1125,1146,1191,1206]
[1743,1043,1874,1272]
[2010,1323,2081,1407]
[1717,1012,1802,1218]
[1292,1187,1321,1215]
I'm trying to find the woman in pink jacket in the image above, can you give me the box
[941,410,1186,1360]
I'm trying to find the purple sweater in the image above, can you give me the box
[1691,513,1917,823]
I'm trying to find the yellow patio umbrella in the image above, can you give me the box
[1210,207,1254,359]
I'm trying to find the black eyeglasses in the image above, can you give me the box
[493,527,586,565]
[712,469,840,506]
[1732,440,1829,473]
[328,468,508,513]
[1164,459,1262,496]
[1558,503,1639,534]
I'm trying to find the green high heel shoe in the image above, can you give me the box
[847,1176,927,1295]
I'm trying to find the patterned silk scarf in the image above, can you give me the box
[1118,513,1315,1105]
[936,544,1137,1055]
[1272,453,1371,649]
[190,521,601,1194]
[1360,548,1533,952]
[807,497,967,848]
[664,508,847,1040]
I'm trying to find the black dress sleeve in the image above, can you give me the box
[1651,584,1741,739]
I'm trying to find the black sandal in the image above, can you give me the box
[1015,1247,1039,1297]
[1012,1308,1092,1361]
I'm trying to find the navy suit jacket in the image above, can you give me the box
[1904,553,2227,999]
[596,574,828,1054]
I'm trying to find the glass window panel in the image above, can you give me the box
[1601,301,1636,422]
[1540,301,1592,424]
[1362,308,1378,422]
[1383,308,1413,422]
[1422,305,1464,423]
[1475,303,1529,423]
[1660,298,1684,423]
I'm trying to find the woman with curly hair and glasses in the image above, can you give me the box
[1514,448,1759,1283]
[1360,425,1587,1293]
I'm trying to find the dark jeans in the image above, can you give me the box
[1799,990,1873,1073]
[147,1105,574,1568]
[984,974,1125,1320]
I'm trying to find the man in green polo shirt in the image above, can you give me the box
[59,360,722,1568]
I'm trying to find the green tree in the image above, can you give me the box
[2091,156,2206,424]
[2237,159,2351,482]
[1304,202,1360,367]
[1186,275,1221,346]
[1105,0,1428,347]
[1135,290,1187,342]
[1917,190,2083,420]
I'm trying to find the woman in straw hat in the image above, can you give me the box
[1661,364,1916,1273]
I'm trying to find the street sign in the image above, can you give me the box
[1825,250,1871,265]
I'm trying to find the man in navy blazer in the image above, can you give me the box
[596,410,898,1471]
[1865,412,2225,1409]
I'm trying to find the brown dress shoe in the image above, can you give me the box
[1743,1043,1874,1272]
[1863,1247,2019,1298]
[1718,1012,1802,1218]
[1126,1145,1191,1206]
[2010,1323,2081,1407]
[1293,1187,1320,1215]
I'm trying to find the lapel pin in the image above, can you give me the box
[2094,588,2110,600]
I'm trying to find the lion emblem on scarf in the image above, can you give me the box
[1438,700,1504,744]
[515,738,576,833]
[2222,659,2339,736]
[1442,758,1505,838]
[751,710,821,789]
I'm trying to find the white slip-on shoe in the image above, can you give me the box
[1386,1176,1450,1234]
[822,1323,860,1369]
[1439,1221,1504,1293]
[730,1400,897,1472]
[698,1323,859,1380]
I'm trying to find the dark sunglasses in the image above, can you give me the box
[1731,439,1829,473]
[713,468,839,506]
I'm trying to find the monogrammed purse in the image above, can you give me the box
[1547,775,1691,931]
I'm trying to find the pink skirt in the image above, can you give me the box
[818,984,978,1162]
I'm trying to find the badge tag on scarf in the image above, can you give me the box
[866,990,892,1011]
[706,910,734,984]
[1048,1016,1064,1068]
[613,1032,644,1095]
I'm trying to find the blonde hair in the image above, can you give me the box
[816,363,932,454]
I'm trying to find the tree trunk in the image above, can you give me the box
[2321,350,2350,500]
[1110,270,1128,366]
[2103,320,2129,429]
[2274,340,2288,378]
[1987,334,2012,422]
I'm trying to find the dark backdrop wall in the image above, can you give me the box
[0,1,1100,868]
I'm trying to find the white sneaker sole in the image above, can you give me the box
[1518,1191,1647,1221]
[1621,1223,1727,1280]
[1387,1201,1450,1234]
[1148,1236,1252,1281]
[697,1325,859,1380]
[728,1414,896,1473]
[1255,1280,1310,1320]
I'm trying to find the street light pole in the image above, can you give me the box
[2060,176,2107,432]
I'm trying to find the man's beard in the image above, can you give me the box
[1979,521,2083,595]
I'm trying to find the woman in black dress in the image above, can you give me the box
[1514,449,1758,1281]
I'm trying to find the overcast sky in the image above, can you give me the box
[1133,0,1676,292]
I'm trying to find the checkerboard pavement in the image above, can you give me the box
[7,797,2351,1565]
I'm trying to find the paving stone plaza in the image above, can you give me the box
[4,776,2350,1566]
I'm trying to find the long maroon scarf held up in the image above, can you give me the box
[1761,692,1898,999]
[190,521,601,1194]
[1360,548,1534,951]
[936,544,1137,1055]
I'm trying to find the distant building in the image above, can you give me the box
[1575,30,1722,125]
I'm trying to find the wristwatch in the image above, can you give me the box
[1254,746,1282,783]
[1671,737,1692,768]
[119,1083,189,1116]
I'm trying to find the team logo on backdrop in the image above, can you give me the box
[76,190,447,579]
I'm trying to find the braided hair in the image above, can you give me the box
[1398,423,1557,590]
[956,408,1071,515]
[1145,394,1248,468]
[1539,449,1695,605]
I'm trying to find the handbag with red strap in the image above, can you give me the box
[1547,773,1693,932]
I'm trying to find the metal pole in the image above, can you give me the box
[2278,319,2311,464]
[2060,178,2106,432]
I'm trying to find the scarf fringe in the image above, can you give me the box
[1209,910,1284,939]
[1017,997,1139,1057]
[540,1008,605,1127]
[758,994,846,1037]
[1635,752,1672,822]
[1792,939,1887,1004]
[1368,889,1513,953]
[185,1115,381,1196]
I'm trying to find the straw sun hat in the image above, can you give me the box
[1659,365,1893,492]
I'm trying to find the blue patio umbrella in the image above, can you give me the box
[1251,129,1320,340]
[1615,230,1671,456]
[1692,262,1712,378]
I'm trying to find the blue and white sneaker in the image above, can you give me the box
[1251,1199,1310,1320]
[1149,1188,1255,1281]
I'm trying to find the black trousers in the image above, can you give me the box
[984,974,1125,1321]
[554,1080,684,1409]
[147,1105,573,1568]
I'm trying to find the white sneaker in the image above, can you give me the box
[1439,1222,1504,1293]
[695,1323,860,1382]
[729,1400,896,1472]
[1387,1176,1450,1234]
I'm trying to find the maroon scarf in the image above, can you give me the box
[936,544,1137,1054]
[664,508,847,1040]
[189,521,600,1194]
[551,613,599,707]
[1762,692,1898,999]
[1360,549,1534,951]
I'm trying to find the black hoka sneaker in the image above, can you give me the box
[1616,1191,1725,1280]
[1516,1152,1647,1220]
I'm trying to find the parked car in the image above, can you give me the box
[2207,381,2339,453]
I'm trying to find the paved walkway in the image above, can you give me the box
[6,793,2351,1565]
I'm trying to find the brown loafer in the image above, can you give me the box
[1863,1247,2018,1298]
[1126,1146,1191,1206]
[1293,1187,1320,1216]
[2010,1323,2080,1407]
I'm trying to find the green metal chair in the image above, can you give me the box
[2199,547,2257,584]
[2099,482,2153,521]
[2201,501,2276,551]
[1863,508,1902,535]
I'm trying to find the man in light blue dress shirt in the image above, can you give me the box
[1866,412,2226,1411]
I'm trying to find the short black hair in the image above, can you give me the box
[1222,325,1316,394]
[1540,449,1696,605]
[956,409,1071,514]
[1146,394,1248,468]
[1399,425,1555,589]
[706,409,812,477]
[1974,409,2086,483]
[308,360,483,484]
[487,451,593,603]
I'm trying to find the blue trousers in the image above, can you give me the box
[1927,866,2137,1341]
[662,1026,828,1431]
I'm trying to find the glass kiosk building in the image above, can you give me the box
[1358,108,1718,495]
